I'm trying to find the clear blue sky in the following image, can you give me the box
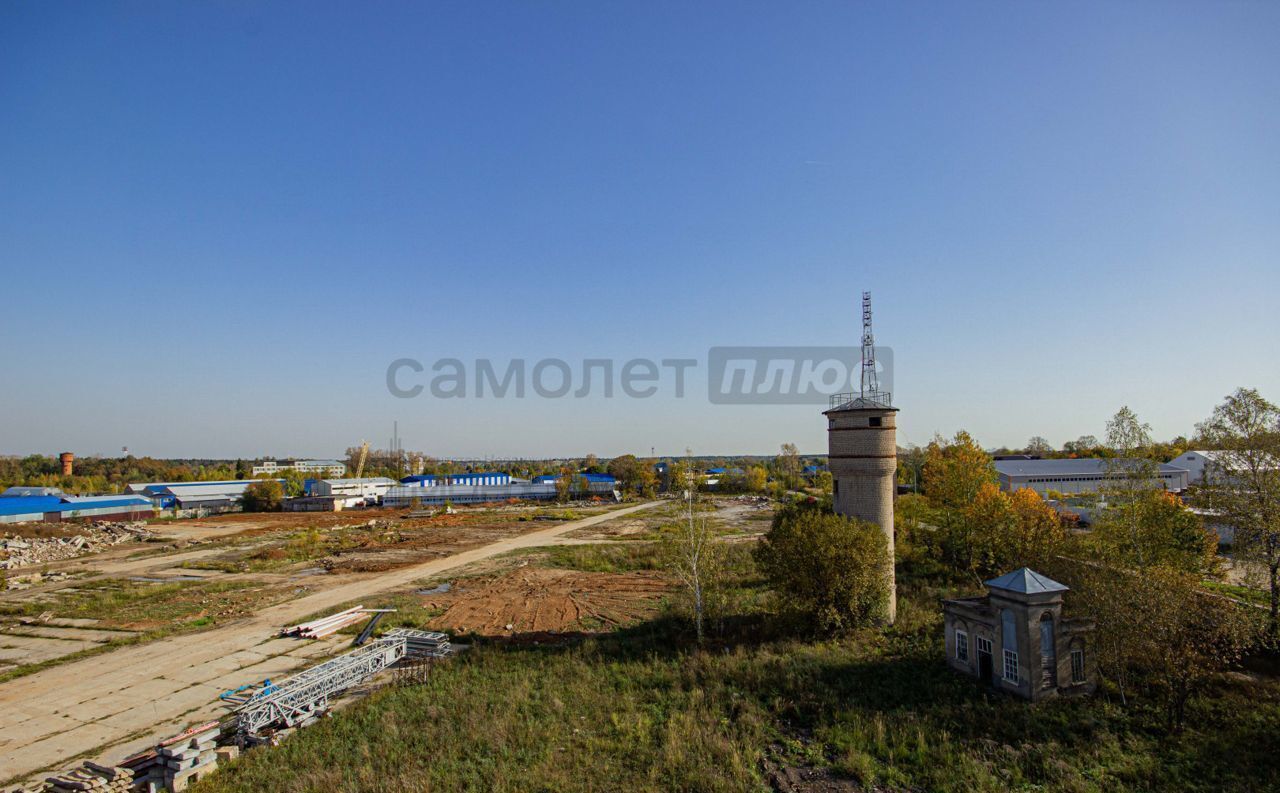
[2,2,1278,460]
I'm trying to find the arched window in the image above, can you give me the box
[1000,609,1019,683]
[1039,612,1056,689]
[1039,612,1055,658]
[1070,639,1086,684]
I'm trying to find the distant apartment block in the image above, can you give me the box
[251,459,346,477]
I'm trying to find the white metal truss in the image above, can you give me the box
[236,629,451,735]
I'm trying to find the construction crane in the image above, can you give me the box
[354,440,370,480]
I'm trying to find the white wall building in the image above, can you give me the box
[1166,450,1280,487]
[311,477,396,502]
[251,459,346,477]
[995,458,1190,496]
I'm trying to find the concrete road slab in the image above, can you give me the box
[7,626,133,643]
[0,636,97,664]
[0,501,660,785]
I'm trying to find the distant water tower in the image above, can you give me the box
[823,292,898,623]
[59,452,75,477]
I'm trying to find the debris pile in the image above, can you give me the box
[0,522,152,569]
[45,762,134,793]
[124,722,222,792]
[4,570,72,591]
[2,761,134,793]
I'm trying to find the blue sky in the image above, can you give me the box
[2,2,1278,459]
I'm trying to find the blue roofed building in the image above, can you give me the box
[0,493,155,524]
[400,472,511,487]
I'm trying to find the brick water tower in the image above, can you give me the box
[824,292,898,623]
[59,452,75,477]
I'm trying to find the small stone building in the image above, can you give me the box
[942,568,1095,700]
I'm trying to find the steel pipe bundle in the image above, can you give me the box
[280,606,368,639]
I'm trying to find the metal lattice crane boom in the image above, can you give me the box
[354,440,370,480]
[234,629,451,735]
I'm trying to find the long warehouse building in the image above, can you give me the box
[0,493,156,524]
[995,458,1190,496]
[127,479,285,511]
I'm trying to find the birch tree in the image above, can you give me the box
[1195,388,1280,640]
[663,450,720,645]
[1102,406,1159,566]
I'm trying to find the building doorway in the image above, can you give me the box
[976,636,993,682]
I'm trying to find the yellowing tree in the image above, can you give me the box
[1006,487,1069,568]
[744,465,768,493]
[923,431,997,509]
[960,484,1068,580]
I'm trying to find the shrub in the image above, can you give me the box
[242,479,283,512]
[753,505,890,632]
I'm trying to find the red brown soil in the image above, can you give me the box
[424,567,671,636]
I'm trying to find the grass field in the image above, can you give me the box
[193,541,1280,793]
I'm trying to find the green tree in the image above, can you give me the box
[775,443,801,489]
[921,432,999,576]
[661,478,721,645]
[896,445,926,492]
[606,454,642,493]
[1067,561,1253,727]
[753,505,890,632]
[922,431,997,509]
[242,480,283,512]
[1101,406,1162,565]
[279,469,309,497]
[1195,388,1280,640]
[744,465,768,493]
[1090,490,1218,576]
[813,470,833,495]
[554,468,574,503]
[1139,567,1254,731]
[1025,436,1052,455]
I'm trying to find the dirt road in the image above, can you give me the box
[0,500,661,785]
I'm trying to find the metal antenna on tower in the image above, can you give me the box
[860,291,877,397]
[859,291,890,405]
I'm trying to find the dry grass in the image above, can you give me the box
[194,540,1280,793]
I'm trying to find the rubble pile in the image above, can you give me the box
[4,570,72,591]
[0,522,153,570]
[3,761,134,793]
[45,762,134,793]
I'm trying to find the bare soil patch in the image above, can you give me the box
[423,566,671,636]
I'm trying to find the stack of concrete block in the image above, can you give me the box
[41,762,134,792]
[132,723,221,793]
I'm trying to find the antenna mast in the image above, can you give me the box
[828,290,891,410]
[860,291,878,399]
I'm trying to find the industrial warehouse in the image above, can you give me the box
[993,457,1191,496]
[0,489,155,524]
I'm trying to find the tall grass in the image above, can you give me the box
[194,568,1280,793]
